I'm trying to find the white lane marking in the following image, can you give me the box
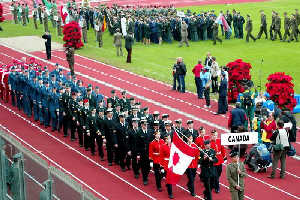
[0,103,156,200]
[0,123,109,200]
[1,45,300,197]
[51,54,226,118]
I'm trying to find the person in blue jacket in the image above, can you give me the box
[49,86,60,131]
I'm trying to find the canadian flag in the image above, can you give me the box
[166,132,199,184]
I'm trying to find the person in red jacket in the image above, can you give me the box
[185,133,200,196]
[261,112,277,149]
[210,130,227,193]
[192,60,204,99]
[160,134,174,199]
[149,131,165,192]
[195,126,209,149]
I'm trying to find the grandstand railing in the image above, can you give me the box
[0,128,101,200]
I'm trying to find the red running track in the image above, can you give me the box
[0,45,300,199]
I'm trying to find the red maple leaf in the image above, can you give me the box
[173,152,180,166]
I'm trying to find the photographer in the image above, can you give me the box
[172,57,187,93]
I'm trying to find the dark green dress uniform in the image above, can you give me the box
[62,91,72,137]
[43,11,49,33]
[56,14,62,36]
[190,19,198,41]
[66,47,75,76]
[273,14,282,40]
[283,14,290,41]
[13,4,18,24]
[226,161,247,200]
[96,111,105,159]
[212,22,222,45]
[103,113,117,165]
[21,5,26,26]
[289,15,299,42]
[233,13,239,38]
[81,18,88,43]
[245,16,256,42]
[38,5,43,24]
[115,118,130,170]
[199,147,218,200]
[237,14,245,39]
[270,13,276,40]
[256,13,267,39]
[76,102,84,147]
[82,105,90,150]
[33,9,38,29]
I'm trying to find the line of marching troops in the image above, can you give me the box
[0,60,235,200]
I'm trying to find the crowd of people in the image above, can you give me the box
[0,55,297,199]
[8,1,300,46]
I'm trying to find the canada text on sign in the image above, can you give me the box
[220,132,258,145]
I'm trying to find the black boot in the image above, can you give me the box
[166,184,174,199]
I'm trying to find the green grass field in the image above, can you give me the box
[0,0,300,95]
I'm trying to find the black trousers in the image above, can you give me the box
[173,75,180,91]
[195,77,203,98]
[106,143,114,164]
[211,76,218,93]
[212,165,222,191]
[96,135,104,158]
[218,96,227,114]
[204,87,210,106]
[132,154,139,176]
[257,26,268,39]
[90,134,96,154]
[63,115,70,136]
[139,154,150,181]
[45,44,51,59]
[77,126,83,146]
[70,120,77,140]
[186,168,196,194]
[203,177,212,200]
[84,131,90,149]
[11,90,16,106]
[153,163,162,189]
[126,48,132,63]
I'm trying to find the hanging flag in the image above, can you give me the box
[60,5,69,25]
[166,132,199,184]
[102,16,106,32]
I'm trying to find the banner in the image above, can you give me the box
[221,132,258,145]
[177,11,185,18]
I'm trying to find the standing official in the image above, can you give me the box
[216,72,228,114]
[212,22,222,45]
[114,29,123,56]
[179,21,189,47]
[42,32,51,60]
[125,32,134,63]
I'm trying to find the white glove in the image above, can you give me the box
[150,161,153,168]
[161,168,165,173]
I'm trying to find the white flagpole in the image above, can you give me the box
[237,144,240,187]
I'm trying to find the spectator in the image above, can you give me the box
[261,112,277,150]
[269,120,290,179]
[210,57,219,94]
[262,92,275,113]
[228,102,247,133]
[280,109,297,143]
[216,72,228,114]
[192,60,204,99]
[204,52,213,68]
[173,57,187,93]
[201,67,211,108]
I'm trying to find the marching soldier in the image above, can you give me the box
[289,14,299,42]
[256,10,267,39]
[199,140,218,200]
[96,108,105,160]
[128,118,140,178]
[245,15,256,42]
[25,3,29,23]
[295,9,300,35]
[76,98,84,147]
[83,99,90,150]
[270,11,277,40]
[103,108,117,166]
[283,12,290,42]
[70,92,79,141]
[115,112,130,171]
[49,86,60,132]
[184,120,198,140]
[114,28,123,56]
[272,12,282,41]
[226,151,247,200]
[58,86,65,132]
[86,107,99,156]
[149,131,164,191]
[21,4,26,26]
[136,119,151,185]
[62,84,72,137]
[65,47,75,76]
[41,80,51,128]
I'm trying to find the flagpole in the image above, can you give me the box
[237,144,240,187]
[174,130,210,158]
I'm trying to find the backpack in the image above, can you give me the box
[243,92,253,107]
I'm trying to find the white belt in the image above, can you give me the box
[164,158,169,161]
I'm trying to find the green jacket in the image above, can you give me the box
[125,34,134,49]
[226,162,247,191]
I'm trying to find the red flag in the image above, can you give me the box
[166,132,198,184]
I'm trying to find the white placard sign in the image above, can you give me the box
[177,11,185,18]
[221,132,258,146]
[94,25,99,31]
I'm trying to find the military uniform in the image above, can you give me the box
[56,15,62,36]
[283,14,290,41]
[125,34,134,63]
[289,15,299,42]
[273,14,282,40]
[33,9,38,29]
[43,11,49,33]
[257,13,267,39]
[226,161,247,200]
[81,18,88,43]
[12,4,18,24]
[199,147,218,200]
[113,31,123,56]
[66,47,75,76]
[213,23,222,45]
[96,20,103,47]
[179,22,189,47]
[21,5,26,26]
[245,16,256,42]
[86,112,99,155]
